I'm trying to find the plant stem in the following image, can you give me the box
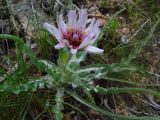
[53,87,64,120]
[68,0,73,10]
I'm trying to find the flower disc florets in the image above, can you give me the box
[43,9,104,54]
[64,29,84,49]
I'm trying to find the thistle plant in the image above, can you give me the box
[0,7,160,120]
[43,9,104,120]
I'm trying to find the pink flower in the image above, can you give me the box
[43,9,104,54]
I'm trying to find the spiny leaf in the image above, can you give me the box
[89,86,160,97]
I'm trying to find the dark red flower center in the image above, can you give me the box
[63,29,84,49]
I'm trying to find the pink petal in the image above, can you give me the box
[85,46,104,54]
[43,22,63,43]
[88,21,101,44]
[79,21,101,48]
[55,43,65,49]
[70,49,77,54]
[79,33,94,49]
[89,28,100,44]
[77,9,87,30]
[92,21,101,31]
[64,39,72,48]
[84,18,95,34]
[58,15,67,34]
[68,10,77,27]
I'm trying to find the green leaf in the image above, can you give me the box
[58,47,70,65]
[0,79,46,94]
[38,59,57,74]
[69,92,160,120]
[89,86,160,97]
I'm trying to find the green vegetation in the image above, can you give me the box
[0,0,160,119]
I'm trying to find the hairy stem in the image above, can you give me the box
[53,87,64,120]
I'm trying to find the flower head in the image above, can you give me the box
[43,9,104,54]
